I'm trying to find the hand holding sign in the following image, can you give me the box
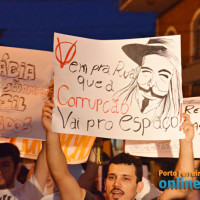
[47,79,54,101]
[42,102,54,134]
[181,113,195,144]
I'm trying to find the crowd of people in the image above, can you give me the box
[0,84,198,199]
[0,37,199,200]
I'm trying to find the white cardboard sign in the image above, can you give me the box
[53,33,184,140]
[0,46,53,140]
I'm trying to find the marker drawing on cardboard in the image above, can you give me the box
[0,46,53,140]
[53,33,184,140]
[115,38,182,125]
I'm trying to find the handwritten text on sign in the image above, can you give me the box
[53,33,183,140]
[125,97,200,158]
[0,46,53,140]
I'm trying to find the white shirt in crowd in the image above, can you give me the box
[0,174,43,200]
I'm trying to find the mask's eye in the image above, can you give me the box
[159,74,169,79]
[158,69,172,80]
[141,67,152,74]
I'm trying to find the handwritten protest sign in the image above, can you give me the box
[0,135,95,163]
[0,46,96,163]
[0,46,53,140]
[125,97,200,158]
[53,33,184,140]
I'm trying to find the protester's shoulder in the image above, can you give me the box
[84,190,97,200]
[0,176,43,199]
[137,177,161,200]
[19,173,44,199]
[143,190,161,200]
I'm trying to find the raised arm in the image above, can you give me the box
[42,102,86,200]
[160,113,195,200]
[175,113,194,176]
[34,141,49,192]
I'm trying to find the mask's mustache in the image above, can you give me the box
[138,85,165,99]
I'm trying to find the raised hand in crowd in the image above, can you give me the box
[159,113,195,200]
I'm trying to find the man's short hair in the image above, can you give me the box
[109,152,143,183]
[0,143,20,169]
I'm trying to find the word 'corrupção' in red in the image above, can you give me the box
[57,85,129,115]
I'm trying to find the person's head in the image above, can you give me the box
[104,153,144,200]
[0,143,21,189]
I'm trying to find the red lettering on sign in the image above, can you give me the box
[55,37,77,68]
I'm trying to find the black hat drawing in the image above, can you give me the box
[122,38,175,66]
